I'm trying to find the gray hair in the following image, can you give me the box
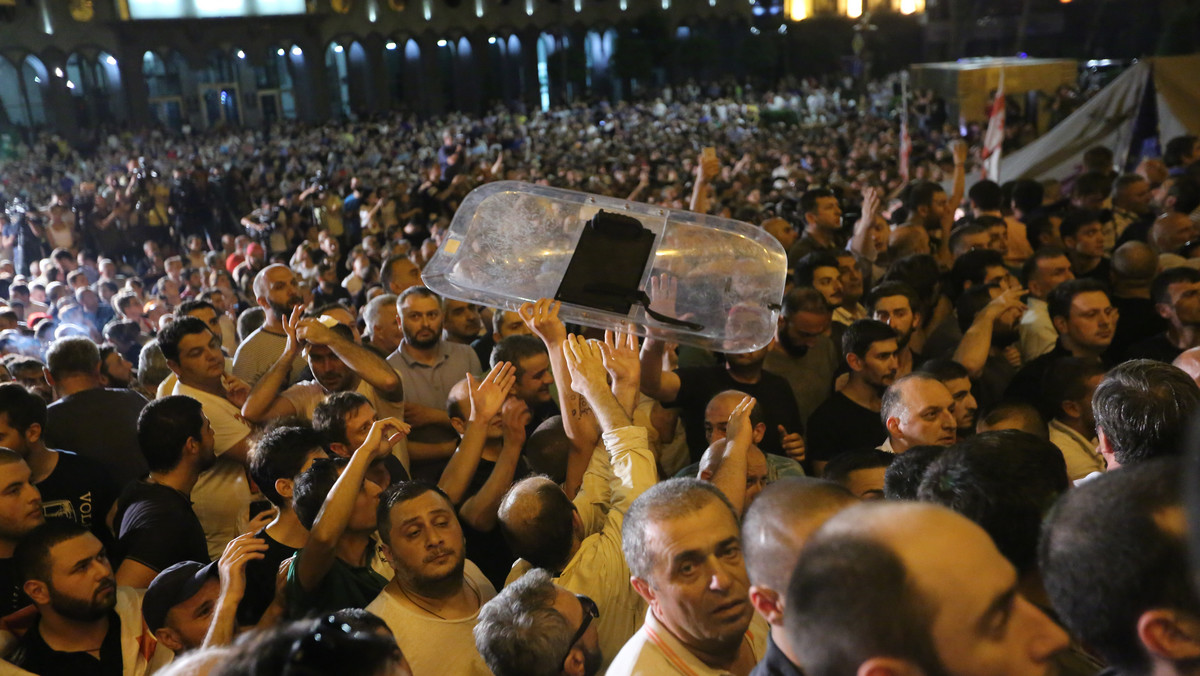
[622,477,737,582]
[474,568,574,676]
[1093,359,1200,466]
[363,293,397,331]
[880,372,942,427]
[138,340,171,391]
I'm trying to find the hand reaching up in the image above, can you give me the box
[467,362,516,422]
[563,334,610,404]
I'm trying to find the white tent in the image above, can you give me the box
[997,53,1200,182]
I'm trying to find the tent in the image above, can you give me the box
[997,53,1200,182]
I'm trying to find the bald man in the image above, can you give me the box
[879,373,957,453]
[695,391,805,508]
[1149,211,1198,257]
[784,502,1069,676]
[232,264,308,386]
[1172,346,1200,385]
[1109,241,1167,358]
[742,478,857,676]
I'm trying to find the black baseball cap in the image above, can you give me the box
[142,560,219,632]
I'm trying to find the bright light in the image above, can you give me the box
[846,0,862,18]
[709,0,715,4]
[368,0,377,21]
[899,0,920,12]
[54,67,63,78]
[277,48,285,56]
[786,0,808,20]
[475,0,483,16]
[386,41,397,50]
[236,50,246,59]
[66,81,75,89]
[423,0,431,19]
[619,0,626,9]
[33,77,40,83]
[488,36,497,45]
[105,55,118,66]
[574,0,581,10]
[291,46,302,56]
[662,0,669,8]
[437,39,448,47]
[526,0,534,15]
[778,24,787,33]
[333,43,343,53]
[750,26,760,34]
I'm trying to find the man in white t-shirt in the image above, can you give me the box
[366,482,496,676]
[159,316,255,560]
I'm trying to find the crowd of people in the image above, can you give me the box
[0,69,1196,676]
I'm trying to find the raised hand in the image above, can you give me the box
[648,273,678,319]
[282,305,305,355]
[359,417,411,460]
[600,329,641,395]
[562,334,610,402]
[519,298,567,346]
[500,397,530,449]
[779,425,806,462]
[726,395,756,453]
[467,361,516,422]
[217,532,269,601]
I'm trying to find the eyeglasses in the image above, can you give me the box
[559,595,600,666]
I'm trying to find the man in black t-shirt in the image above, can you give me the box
[641,340,806,463]
[241,425,330,626]
[0,383,118,545]
[806,320,897,475]
[113,396,215,589]
[0,449,45,617]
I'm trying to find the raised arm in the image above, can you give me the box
[706,395,755,517]
[638,275,682,402]
[295,418,408,592]
[241,306,303,423]
[689,150,720,214]
[563,335,631,433]
[298,317,403,400]
[954,285,1026,378]
[459,397,528,531]
[848,186,881,262]
[520,299,600,457]
[204,533,268,648]
[437,362,515,505]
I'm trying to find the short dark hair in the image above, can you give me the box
[1040,357,1106,422]
[841,320,896,360]
[1072,171,1112,199]
[313,391,372,448]
[379,255,413,291]
[250,426,328,507]
[157,317,214,363]
[45,336,101,381]
[138,395,205,473]
[785,529,943,676]
[794,252,841,289]
[879,255,940,311]
[955,284,997,334]
[1046,278,1109,321]
[1164,135,1198,168]
[1040,458,1199,673]
[1019,246,1071,288]
[968,180,1003,211]
[977,400,1050,439]
[1011,179,1045,214]
[947,223,988,257]
[490,335,547,376]
[1093,360,1200,466]
[799,187,836,220]
[15,520,91,584]
[882,445,945,500]
[915,358,969,384]
[864,282,919,317]
[0,383,46,434]
[376,481,453,549]
[780,286,830,319]
[396,285,438,308]
[175,299,216,319]
[1058,208,1102,242]
[906,180,944,213]
[918,431,1067,575]
[292,457,349,530]
[822,449,894,487]
[948,248,1006,301]
[1151,265,1200,308]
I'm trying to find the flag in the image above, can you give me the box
[982,69,1006,181]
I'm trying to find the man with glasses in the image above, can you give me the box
[365,481,496,676]
[1007,279,1118,403]
[475,568,603,676]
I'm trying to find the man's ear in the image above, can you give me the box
[752,423,766,445]
[328,442,351,459]
[24,422,42,445]
[630,576,656,606]
[275,478,295,501]
[1097,427,1117,470]
[1060,399,1081,421]
[41,367,55,389]
[1156,303,1174,321]
[23,580,48,606]
[166,359,183,378]
[846,352,864,373]
[449,417,467,437]
[154,627,185,653]
[858,657,925,676]
[749,585,784,626]
[562,646,587,676]
[1052,315,1068,336]
[1136,609,1200,661]
[885,417,902,440]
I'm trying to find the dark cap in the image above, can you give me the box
[142,560,219,632]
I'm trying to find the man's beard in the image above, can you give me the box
[581,643,603,676]
[404,327,441,350]
[268,296,302,318]
[49,578,116,622]
[777,329,810,358]
[408,549,466,596]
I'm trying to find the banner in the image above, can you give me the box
[982,69,1006,181]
